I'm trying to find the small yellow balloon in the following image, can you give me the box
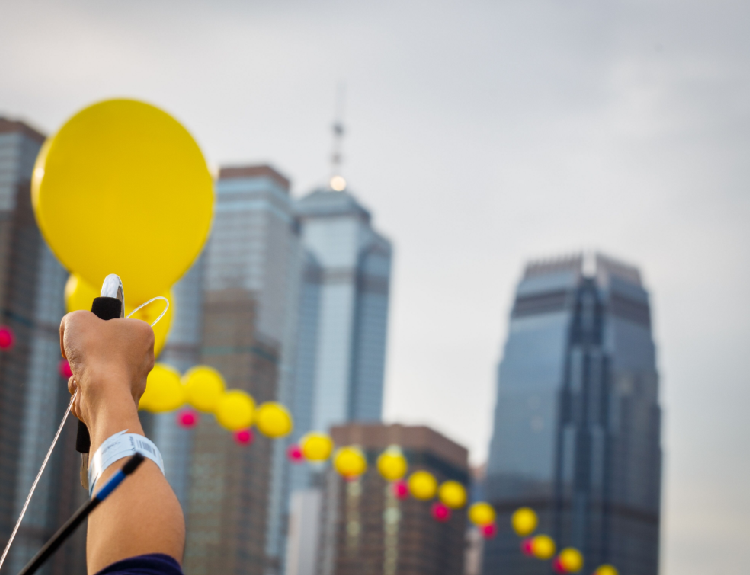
[408,471,437,500]
[468,502,496,526]
[531,535,556,560]
[215,390,255,431]
[139,363,185,412]
[300,432,334,461]
[438,481,467,509]
[32,99,214,304]
[183,366,226,412]
[511,507,538,536]
[334,446,367,477]
[558,548,584,573]
[255,402,293,438]
[65,274,173,358]
[594,566,619,575]
[376,448,408,481]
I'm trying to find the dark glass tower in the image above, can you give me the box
[483,254,662,575]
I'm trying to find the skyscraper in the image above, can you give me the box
[312,423,468,575]
[0,117,86,574]
[483,254,662,574]
[294,188,392,433]
[182,164,302,575]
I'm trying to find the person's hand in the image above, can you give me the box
[59,310,155,428]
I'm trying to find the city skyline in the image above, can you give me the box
[2,1,750,572]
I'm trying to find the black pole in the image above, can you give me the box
[17,454,145,575]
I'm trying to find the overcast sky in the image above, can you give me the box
[2,0,749,573]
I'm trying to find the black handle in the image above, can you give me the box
[75,297,124,454]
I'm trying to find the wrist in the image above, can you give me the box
[81,374,144,455]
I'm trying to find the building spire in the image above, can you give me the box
[329,84,347,191]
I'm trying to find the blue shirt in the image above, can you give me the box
[95,554,183,575]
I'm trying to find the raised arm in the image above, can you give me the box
[60,310,185,574]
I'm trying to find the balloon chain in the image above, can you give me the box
[0,393,76,572]
[0,296,168,571]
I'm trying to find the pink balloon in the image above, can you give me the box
[177,409,198,428]
[287,444,304,462]
[392,479,409,499]
[234,429,253,445]
[552,557,567,573]
[521,537,534,555]
[0,326,14,350]
[58,359,73,378]
[432,502,451,522]
[482,523,497,539]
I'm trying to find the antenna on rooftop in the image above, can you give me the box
[329,83,347,192]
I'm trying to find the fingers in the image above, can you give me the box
[59,313,68,360]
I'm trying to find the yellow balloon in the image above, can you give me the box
[65,274,173,358]
[183,366,226,412]
[511,507,538,536]
[334,447,367,477]
[438,481,467,509]
[531,535,556,560]
[376,448,408,481]
[559,548,584,573]
[215,390,255,431]
[32,99,214,304]
[594,566,619,575]
[139,363,185,412]
[407,471,437,500]
[300,432,334,461]
[255,402,293,438]
[468,502,496,526]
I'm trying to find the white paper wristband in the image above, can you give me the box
[88,431,165,497]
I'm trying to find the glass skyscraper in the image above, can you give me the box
[483,254,662,575]
[294,188,392,433]
[181,164,302,575]
[0,117,86,574]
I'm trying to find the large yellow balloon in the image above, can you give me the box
[376,448,407,481]
[531,535,556,560]
[558,548,583,573]
[438,481,467,509]
[408,471,437,500]
[255,402,293,438]
[32,99,214,304]
[334,447,367,477]
[511,507,538,536]
[215,390,255,431]
[183,366,225,412]
[65,274,173,358]
[468,502,496,526]
[300,432,334,461]
[139,363,185,412]
[594,566,619,575]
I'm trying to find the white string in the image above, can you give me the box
[126,296,169,327]
[0,393,76,571]
[0,296,169,571]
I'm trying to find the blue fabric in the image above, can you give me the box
[95,553,183,575]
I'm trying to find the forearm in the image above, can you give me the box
[85,383,184,574]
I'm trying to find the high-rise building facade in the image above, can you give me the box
[182,165,302,575]
[311,424,468,575]
[293,188,392,434]
[0,117,86,574]
[483,254,662,575]
[273,186,392,575]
